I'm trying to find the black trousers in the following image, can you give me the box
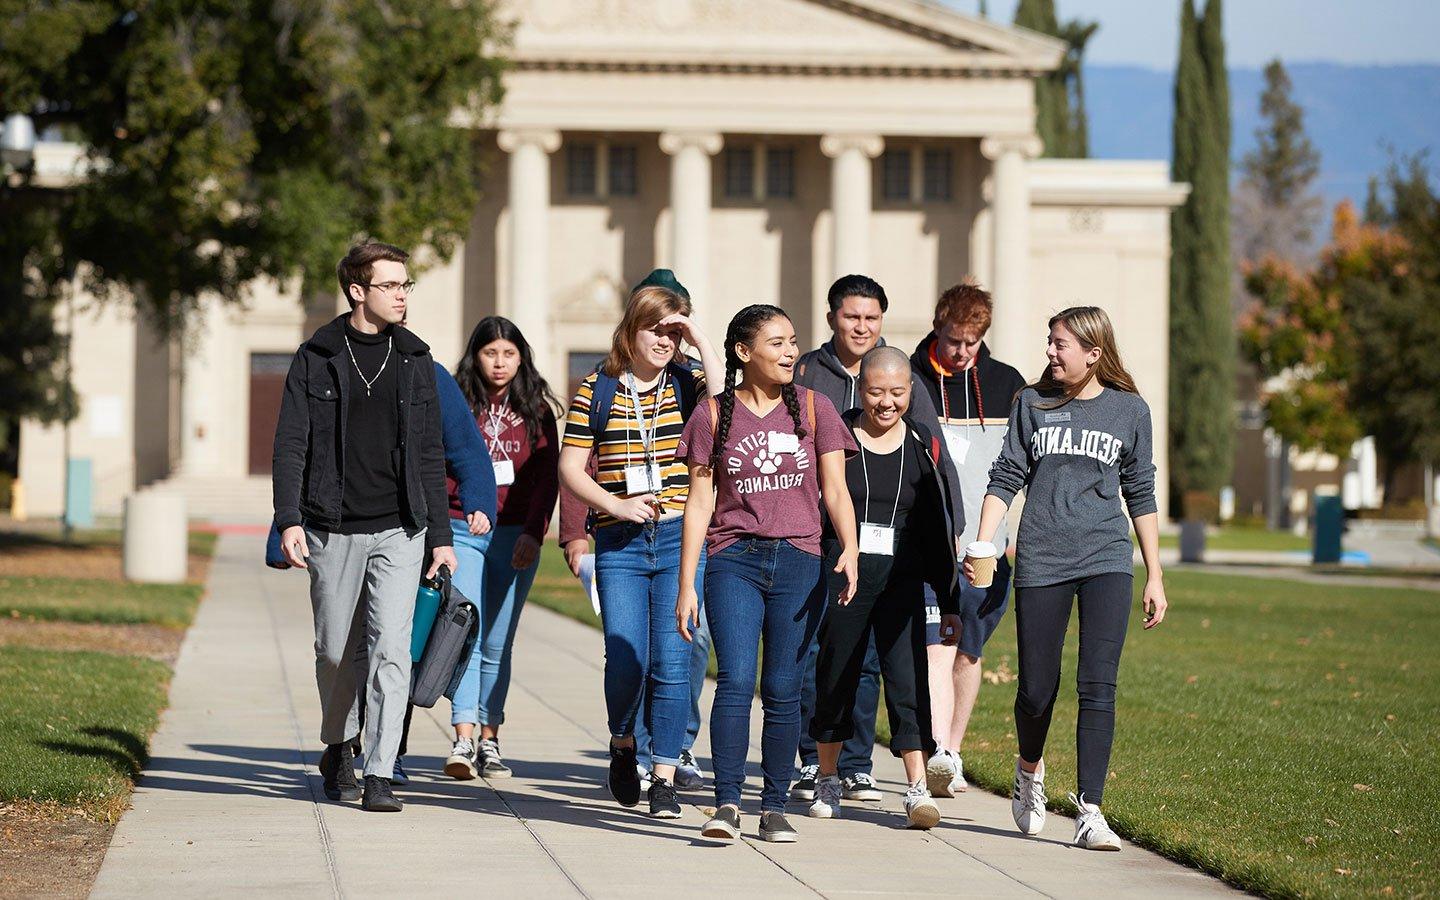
[1013,572,1132,804]
[809,545,933,757]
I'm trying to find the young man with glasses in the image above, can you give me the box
[273,240,457,812]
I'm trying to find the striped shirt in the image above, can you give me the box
[562,368,706,529]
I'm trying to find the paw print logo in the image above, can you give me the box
[752,448,781,474]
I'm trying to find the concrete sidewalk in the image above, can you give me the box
[93,534,1233,898]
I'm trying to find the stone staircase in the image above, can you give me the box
[147,475,274,524]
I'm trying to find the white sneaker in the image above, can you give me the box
[808,774,843,818]
[926,749,957,798]
[444,738,477,780]
[903,781,941,830]
[1011,758,1047,835]
[1070,792,1122,851]
[948,751,968,793]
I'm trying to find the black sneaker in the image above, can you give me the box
[759,810,800,843]
[791,764,819,802]
[647,775,682,819]
[319,742,360,802]
[361,775,403,812]
[701,803,741,840]
[607,742,642,807]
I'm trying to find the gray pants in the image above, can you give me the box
[305,526,425,779]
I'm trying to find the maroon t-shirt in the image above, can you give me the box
[676,386,857,556]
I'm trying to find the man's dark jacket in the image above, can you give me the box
[272,315,452,552]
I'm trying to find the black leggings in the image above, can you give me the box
[809,548,932,756]
[1013,572,1132,803]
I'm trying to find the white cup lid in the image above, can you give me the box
[965,540,997,558]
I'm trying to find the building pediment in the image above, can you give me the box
[499,0,1064,75]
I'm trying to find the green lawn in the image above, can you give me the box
[527,546,1439,898]
[1158,525,1310,552]
[0,646,172,820]
[2,576,204,627]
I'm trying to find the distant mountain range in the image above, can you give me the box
[1085,63,1440,205]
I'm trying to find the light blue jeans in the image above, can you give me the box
[449,521,540,727]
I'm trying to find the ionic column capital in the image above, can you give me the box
[980,135,1043,161]
[659,131,724,156]
[498,128,562,154]
[820,133,885,160]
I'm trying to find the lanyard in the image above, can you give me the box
[624,369,667,470]
[858,435,904,529]
[484,393,511,462]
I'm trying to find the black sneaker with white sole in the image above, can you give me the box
[319,742,360,802]
[607,742,642,807]
[791,764,819,802]
[479,738,512,777]
[647,776,682,818]
[842,772,883,801]
[701,804,741,840]
[361,775,403,812]
[759,810,800,842]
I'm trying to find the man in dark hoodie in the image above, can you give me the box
[273,241,457,814]
[791,275,965,803]
[908,281,1026,798]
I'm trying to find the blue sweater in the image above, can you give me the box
[266,362,496,567]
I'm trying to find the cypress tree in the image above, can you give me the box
[1014,0,1098,158]
[1168,0,1235,511]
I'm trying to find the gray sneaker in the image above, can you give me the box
[444,738,477,780]
[674,749,704,791]
[701,804,741,840]
[478,738,511,777]
[808,773,842,818]
[759,810,800,843]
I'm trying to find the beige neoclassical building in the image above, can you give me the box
[18,0,1187,523]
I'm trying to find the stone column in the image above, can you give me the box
[980,135,1042,367]
[498,128,561,379]
[659,131,723,337]
[821,134,884,278]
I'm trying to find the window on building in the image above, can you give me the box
[765,147,796,199]
[881,149,912,202]
[922,148,953,202]
[608,144,638,197]
[724,147,755,200]
[567,143,598,197]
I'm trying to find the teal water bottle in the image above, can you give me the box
[411,574,444,662]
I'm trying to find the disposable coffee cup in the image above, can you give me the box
[965,541,998,588]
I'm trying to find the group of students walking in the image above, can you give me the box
[273,240,1168,851]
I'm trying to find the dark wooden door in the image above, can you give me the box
[248,353,291,475]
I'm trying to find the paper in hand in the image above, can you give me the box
[577,553,600,617]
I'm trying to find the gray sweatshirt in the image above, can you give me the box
[986,386,1157,588]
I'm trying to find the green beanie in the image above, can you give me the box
[632,268,690,302]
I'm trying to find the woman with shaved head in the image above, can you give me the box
[804,346,965,830]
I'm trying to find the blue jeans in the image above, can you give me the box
[635,603,711,767]
[595,518,703,767]
[706,539,824,812]
[448,521,540,727]
[797,625,879,775]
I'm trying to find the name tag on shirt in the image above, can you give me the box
[625,462,663,496]
[941,424,971,466]
[859,523,896,556]
[492,459,515,487]
[769,431,799,454]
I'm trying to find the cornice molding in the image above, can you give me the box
[658,131,725,156]
[497,128,562,154]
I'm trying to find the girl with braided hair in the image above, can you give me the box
[675,304,860,843]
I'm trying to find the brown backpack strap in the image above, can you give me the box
[805,388,816,433]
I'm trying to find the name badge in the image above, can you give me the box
[492,459,515,487]
[769,431,799,454]
[625,463,663,496]
[941,424,971,466]
[858,523,896,556]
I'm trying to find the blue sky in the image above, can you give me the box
[942,0,1440,69]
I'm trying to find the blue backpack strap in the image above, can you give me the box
[587,365,621,441]
[667,360,699,420]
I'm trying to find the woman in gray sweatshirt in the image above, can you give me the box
[965,306,1168,853]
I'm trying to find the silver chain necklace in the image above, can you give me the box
[343,333,392,397]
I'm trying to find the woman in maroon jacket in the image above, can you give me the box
[442,316,561,780]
